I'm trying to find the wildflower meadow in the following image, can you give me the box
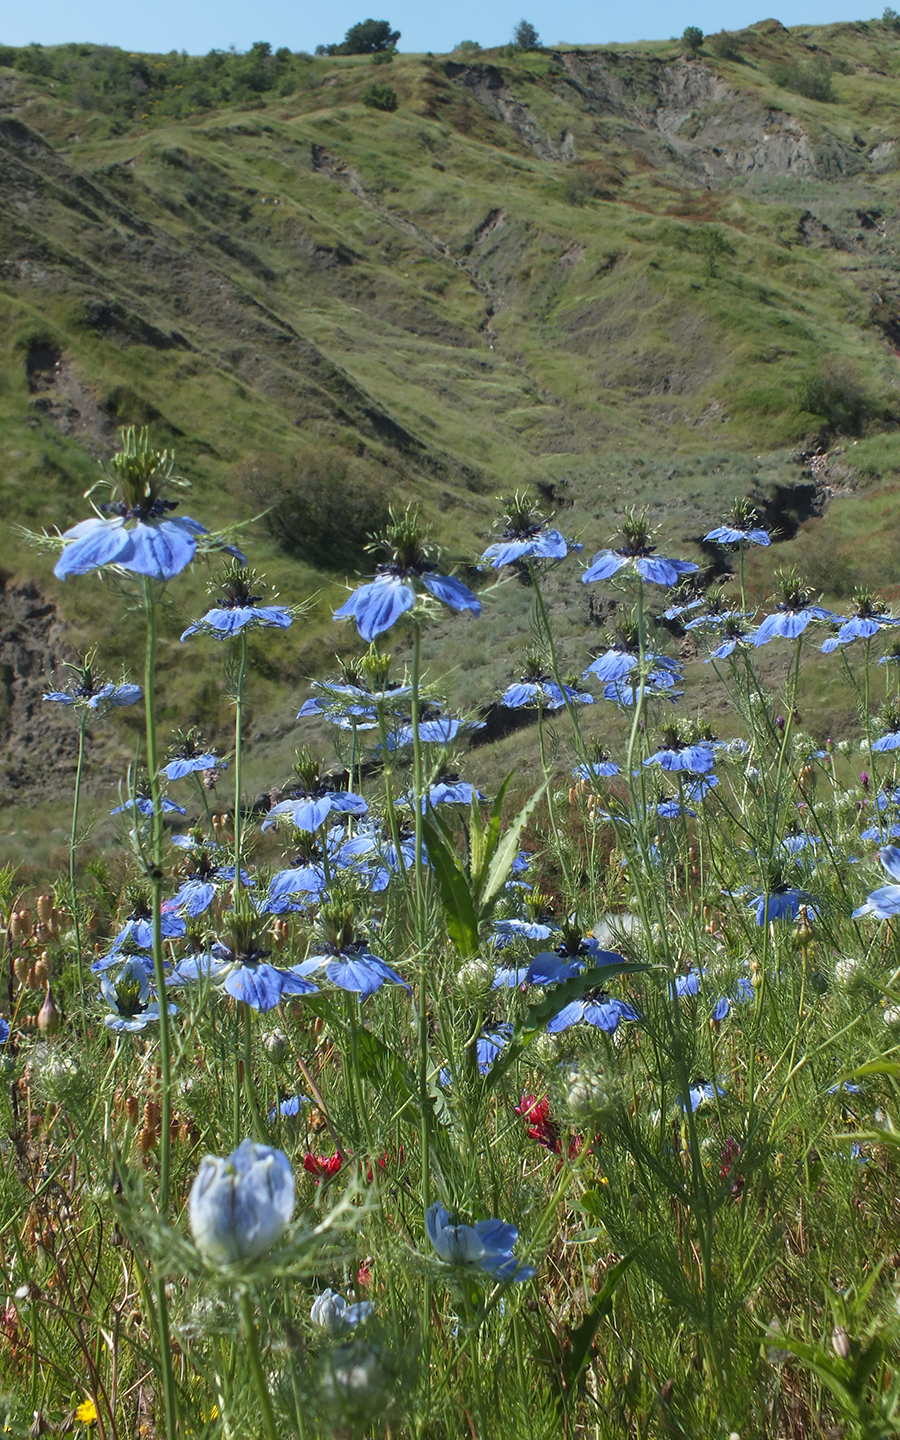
[4,427,900,1439]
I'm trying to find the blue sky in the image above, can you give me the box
[0,3,880,56]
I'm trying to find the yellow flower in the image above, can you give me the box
[75,1399,98,1426]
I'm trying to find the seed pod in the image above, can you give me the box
[35,895,54,924]
[37,987,61,1037]
[45,911,60,938]
[26,965,39,991]
[10,910,32,943]
[125,1096,140,1126]
[33,959,48,989]
[14,957,29,985]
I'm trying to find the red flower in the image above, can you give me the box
[303,1151,343,1181]
[515,1093,562,1154]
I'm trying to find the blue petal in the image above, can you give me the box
[334,576,415,641]
[636,557,698,587]
[54,518,131,579]
[582,551,626,584]
[126,519,198,579]
[421,572,481,614]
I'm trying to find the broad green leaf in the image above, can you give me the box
[481,779,548,913]
[421,814,480,957]
[562,1253,637,1392]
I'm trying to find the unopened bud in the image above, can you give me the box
[832,1325,851,1359]
[37,987,61,1037]
[264,1029,289,1062]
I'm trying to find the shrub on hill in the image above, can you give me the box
[361,81,398,110]
[771,56,835,102]
[236,450,393,568]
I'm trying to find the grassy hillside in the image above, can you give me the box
[4,16,900,854]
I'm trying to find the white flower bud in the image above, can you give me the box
[188,1139,294,1265]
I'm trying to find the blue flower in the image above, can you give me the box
[481,493,580,569]
[189,1139,294,1264]
[501,679,593,710]
[268,1095,311,1121]
[492,918,555,947]
[573,757,620,779]
[55,513,209,582]
[546,995,638,1035]
[100,957,177,1032]
[583,549,698,589]
[311,1289,375,1334]
[182,562,293,639]
[44,680,142,710]
[263,790,368,834]
[602,678,684,708]
[426,1202,535,1282]
[176,933,319,1011]
[680,1080,726,1112]
[853,845,900,918]
[748,888,808,925]
[335,571,480,642]
[294,945,409,998]
[0,1017,8,1045]
[163,733,225,780]
[103,904,186,959]
[334,506,479,641]
[643,741,715,774]
[170,867,251,918]
[385,717,483,749]
[753,572,834,646]
[583,648,682,684]
[704,524,770,547]
[821,592,899,653]
[111,794,186,818]
[405,779,486,809]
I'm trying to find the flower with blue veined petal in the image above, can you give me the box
[311,1289,375,1334]
[100,956,177,1032]
[43,649,142,712]
[162,728,225,781]
[871,700,900,753]
[184,916,320,1012]
[268,1095,311,1121]
[680,1080,726,1113]
[189,1139,294,1265]
[481,492,580,569]
[753,569,835,646]
[583,509,698,590]
[501,659,594,712]
[426,1202,535,1281]
[704,499,770,549]
[54,427,243,582]
[547,993,639,1035]
[644,723,715,775]
[262,747,368,833]
[853,845,900,918]
[181,560,295,640]
[292,901,410,998]
[334,505,480,642]
[821,587,900,653]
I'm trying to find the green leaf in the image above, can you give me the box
[480,778,548,914]
[421,814,480,958]
[472,772,514,895]
[563,1253,637,1392]
[355,1027,418,1112]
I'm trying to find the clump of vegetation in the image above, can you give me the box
[798,362,872,435]
[707,30,742,61]
[513,20,540,51]
[771,54,836,102]
[361,81,399,111]
[316,18,400,57]
[682,26,704,54]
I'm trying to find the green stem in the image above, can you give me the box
[233,630,249,916]
[69,713,88,1024]
[140,578,178,1440]
[239,1289,279,1440]
[410,622,431,1213]
[242,1005,263,1139]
